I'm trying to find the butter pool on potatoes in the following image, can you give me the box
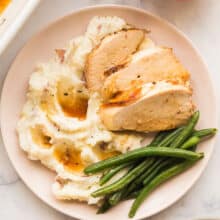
[17,16,146,204]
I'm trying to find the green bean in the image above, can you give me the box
[126,160,162,195]
[100,162,133,186]
[193,128,217,138]
[127,156,193,201]
[128,160,200,218]
[150,130,172,146]
[128,136,198,197]
[170,111,200,148]
[105,129,177,187]
[97,199,112,214]
[109,191,123,205]
[122,127,184,198]
[107,164,143,206]
[85,147,203,174]
[125,128,180,194]
[109,190,141,205]
[91,159,155,197]
[141,136,200,190]
[143,159,174,185]
[94,112,216,216]
[150,132,165,146]
[181,136,200,149]
[108,159,156,205]
[122,128,183,198]
[136,118,200,195]
[85,127,184,175]
[128,135,200,196]
[158,127,184,147]
[120,128,184,199]
[190,145,197,152]
[141,136,200,187]
[111,125,201,202]
[126,190,140,200]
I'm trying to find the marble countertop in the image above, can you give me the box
[0,0,220,219]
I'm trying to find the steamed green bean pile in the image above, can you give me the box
[83,111,217,218]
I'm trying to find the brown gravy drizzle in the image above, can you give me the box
[103,87,142,107]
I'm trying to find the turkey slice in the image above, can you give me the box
[100,82,194,132]
[102,47,190,101]
[85,28,145,92]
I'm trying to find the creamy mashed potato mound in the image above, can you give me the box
[17,16,146,204]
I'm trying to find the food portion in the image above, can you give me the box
[84,24,194,132]
[102,47,190,101]
[85,112,216,217]
[17,16,145,204]
[85,29,145,91]
[17,15,217,218]
[99,44,193,131]
[100,82,194,131]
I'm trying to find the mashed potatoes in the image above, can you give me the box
[17,16,146,204]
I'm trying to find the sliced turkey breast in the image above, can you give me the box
[100,82,194,132]
[102,47,190,101]
[85,29,145,92]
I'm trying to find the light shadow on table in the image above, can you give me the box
[141,0,211,30]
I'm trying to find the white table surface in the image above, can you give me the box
[0,0,220,219]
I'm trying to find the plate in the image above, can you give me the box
[0,5,217,220]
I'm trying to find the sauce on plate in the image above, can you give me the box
[53,144,85,173]
[93,144,120,160]
[31,126,52,149]
[103,87,142,107]
[57,80,88,120]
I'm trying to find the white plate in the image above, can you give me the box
[0,5,217,220]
